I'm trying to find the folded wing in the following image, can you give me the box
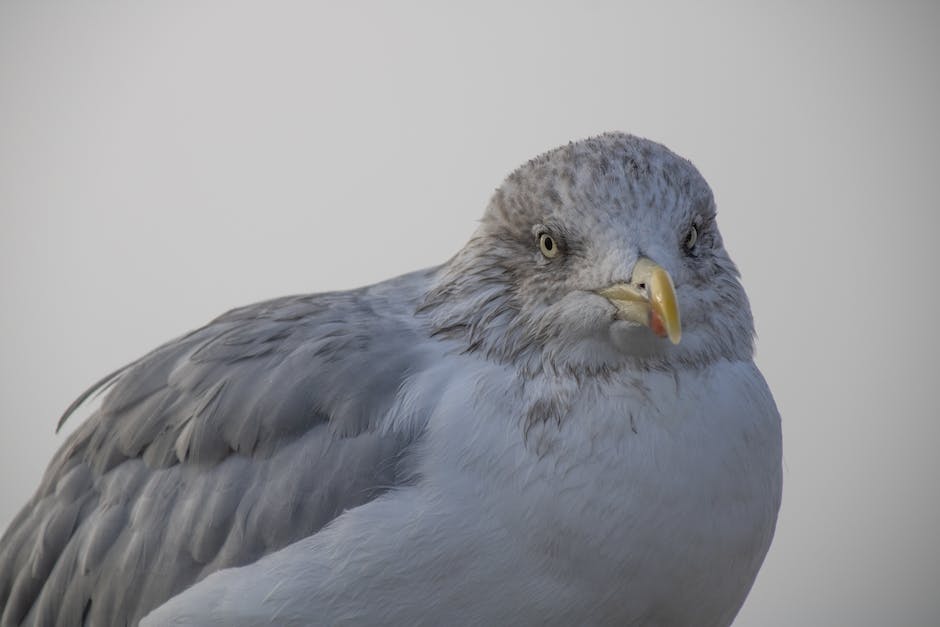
[0,268,441,627]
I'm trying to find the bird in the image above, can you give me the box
[0,132,782,626]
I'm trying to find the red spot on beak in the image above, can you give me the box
[649,308,668,339]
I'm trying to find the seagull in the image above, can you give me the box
[0,133,782,626]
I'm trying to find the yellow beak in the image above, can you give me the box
[597,258,682,345]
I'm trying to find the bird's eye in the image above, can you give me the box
[538,233,559,258]
[683,225,698,252]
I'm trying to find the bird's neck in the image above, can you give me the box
[419,241,533,364]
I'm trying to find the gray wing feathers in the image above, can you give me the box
[0,268,440,626]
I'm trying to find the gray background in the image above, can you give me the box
[1,2,938,625]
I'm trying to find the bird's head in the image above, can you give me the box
[424,133,754,374]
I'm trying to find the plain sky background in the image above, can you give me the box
[1,2,938,625]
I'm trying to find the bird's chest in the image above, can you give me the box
[488,363,781,624]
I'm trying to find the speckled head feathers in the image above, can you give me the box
[489,133,713,236]
[424,132,754,373]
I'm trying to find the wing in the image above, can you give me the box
[0,268,444,627]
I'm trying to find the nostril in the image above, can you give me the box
[636,282,646,290]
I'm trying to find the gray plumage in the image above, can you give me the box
[0,133,781,626]
[0,273,437,625]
